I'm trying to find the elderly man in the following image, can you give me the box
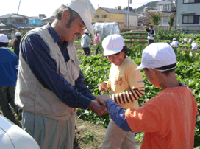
[15,0,107,149]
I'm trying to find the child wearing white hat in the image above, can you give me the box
[191,40,198,50]
[97,43,198,149]
[0,114,40,149]
[99,34,145,149]
[171,38,179,48]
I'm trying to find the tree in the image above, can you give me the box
[148,12,162,26]
[168,14,175,32]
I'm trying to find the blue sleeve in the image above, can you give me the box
[9,49,18,77]
[21,33,91,109]
[75,70,96,100]
[105,99,132,131]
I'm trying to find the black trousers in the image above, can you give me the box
[148,39,154,45]
[96,47,99,55]
[0,86,18,124]
[82,47,90,56]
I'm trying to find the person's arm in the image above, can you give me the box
[111,88,144,105]
[105,97,162,133]
[21,33,91,109]
[146,28,150,32]
[12,40,15,50]
[111,61,145,104]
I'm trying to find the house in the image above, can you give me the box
[29,17,42,27]
[92,7,138,28]
[29,14,46,27]
[157,0,176,26]
[0,13,34,29]
[176,0,200,31]
[41,16,55,26]
[140,0,176,27]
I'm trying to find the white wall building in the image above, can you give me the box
[157,0,176,26]
[176,0,200,31]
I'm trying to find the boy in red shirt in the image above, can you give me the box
[97,43,199,149]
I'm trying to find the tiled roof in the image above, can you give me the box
[100,7,136,15]
[0,13,28,19]
[157,1,172,5]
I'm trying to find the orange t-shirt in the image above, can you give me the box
[125,86,198,149]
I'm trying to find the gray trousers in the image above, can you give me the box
[102,121,137,149]
[22,111,76,149]
[0,86,18,124]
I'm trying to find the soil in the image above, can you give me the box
[74,116,142,149]
[74,116,107,149]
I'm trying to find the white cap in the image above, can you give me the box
[0,115,40,149]
[173,38,176,41]
[136,43,176,72]
[84,30,89,34]
[0,34,9,43]
[69,0,95,36]
[102,34,125,56]
[15,32,21,36]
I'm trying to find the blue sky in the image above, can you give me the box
[0,0,160,18]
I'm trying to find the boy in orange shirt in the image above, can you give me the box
[97,43,199,149]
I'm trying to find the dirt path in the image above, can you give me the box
[74,116,107,149]
[74,116,142,149]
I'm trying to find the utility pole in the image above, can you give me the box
[127,0,132,29]
[127,0,129,29]
[17,0,21,14]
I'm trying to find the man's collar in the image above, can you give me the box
[46,23,61,43]
[46,23,68,47]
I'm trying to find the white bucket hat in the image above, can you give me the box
[69,0,95,36]
[136,43,176,72]
[0,34,9,43]
[102,34,125,56]
[15,32,21,36]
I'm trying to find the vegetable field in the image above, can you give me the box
[77,31,200,147]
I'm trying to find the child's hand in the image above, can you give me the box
[96,94,110,108]
[99,82,108,91]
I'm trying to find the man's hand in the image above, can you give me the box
[96,94,110,107]
[88,100,108,116]
[99,82,108,91]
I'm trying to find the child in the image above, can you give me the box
[191,40,198,50]
[146,25,155,45]
[94,30,100,54]
[97,43,199,149]
[99,34,145,149]
[171,38,179,48]
[0,114,40,149]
